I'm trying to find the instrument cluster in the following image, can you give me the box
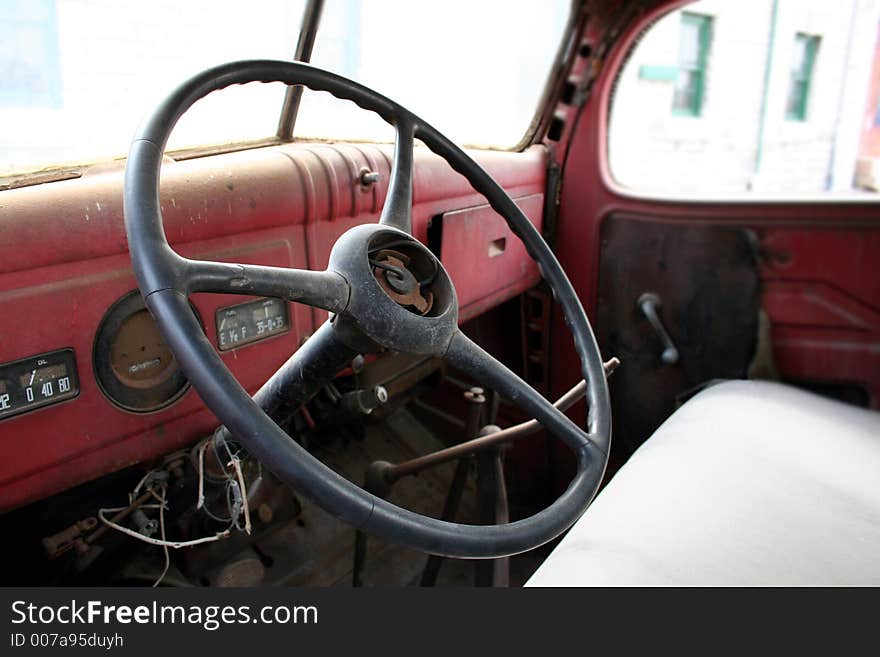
[0,292,290,422]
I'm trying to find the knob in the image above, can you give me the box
[637,292,679,365]
[359,168,380,187]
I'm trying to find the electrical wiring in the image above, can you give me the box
[97,435,255,585]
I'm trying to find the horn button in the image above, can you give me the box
[327,224,458,356]
[370,249,434,315]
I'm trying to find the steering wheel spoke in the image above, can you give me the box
[378,114,415,234]
[444,330,599,455]
[183,258,350,313]
[214,320,357,442]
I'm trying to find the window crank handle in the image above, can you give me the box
[637,292,679,365]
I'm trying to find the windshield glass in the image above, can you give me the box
[0,0,307,176]
[295,0,570,148]
[0,0,569,178]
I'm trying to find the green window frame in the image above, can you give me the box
[672,12,712,117]
[786,33,819,121]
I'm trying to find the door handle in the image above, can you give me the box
[637,292,679,365]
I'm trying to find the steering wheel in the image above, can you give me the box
[123,60,611,558]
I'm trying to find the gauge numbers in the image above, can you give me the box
[215,298,290,351]
[0,349,79,421]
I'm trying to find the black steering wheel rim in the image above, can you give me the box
[123,59,611,558]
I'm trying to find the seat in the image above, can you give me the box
[527,380,880,586]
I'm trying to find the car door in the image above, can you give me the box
[544,0,880,458]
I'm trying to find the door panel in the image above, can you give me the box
[596,216,760,455]
[545,0,880,458]
[759,227,880,406]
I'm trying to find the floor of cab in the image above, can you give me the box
[199,407,545,587]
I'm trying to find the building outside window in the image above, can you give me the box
[672,12,712,116]
[786,33,819,121]
[609,0,880,195]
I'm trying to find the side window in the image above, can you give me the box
[609,0,880,196]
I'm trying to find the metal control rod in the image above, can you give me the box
[385,357,619,483]
[353,358,618,586]
[637,292,679,365]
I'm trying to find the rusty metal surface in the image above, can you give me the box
[372,250,433,315]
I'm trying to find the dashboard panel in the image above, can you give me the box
[0,142,547,511]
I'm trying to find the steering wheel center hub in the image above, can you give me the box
[327,223,457,355]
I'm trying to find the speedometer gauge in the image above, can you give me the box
[93,291,193,413]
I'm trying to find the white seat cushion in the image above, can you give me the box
[527,380,880,586]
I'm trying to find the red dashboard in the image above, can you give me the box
[0,142,547,512]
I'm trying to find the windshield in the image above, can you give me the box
[0,0,569,178]
[295,0,570,148]
[1,0,306,176]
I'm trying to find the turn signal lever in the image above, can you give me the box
[637,292,679,365]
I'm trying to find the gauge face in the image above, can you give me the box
[109,310,177,389]
[215,297,290,351]
[0,349,79,421]
[94,291,192,413]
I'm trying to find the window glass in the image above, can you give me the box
[609,0,880,196]
[294,0,570,148]
[0,1,62,108]
[0,0,570,178]
[874,89,880,127]
[0,0,306,176]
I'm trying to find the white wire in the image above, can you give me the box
[230,456,252,535]
[197,439,209,510]
[97,440,253,575]
[97,503,232,548]
[129,470,155,503]
[152,485,170,588]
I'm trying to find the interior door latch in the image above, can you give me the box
[637,292,680,365]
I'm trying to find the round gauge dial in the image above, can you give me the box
[109,310,177,389]
[94,291,196,412]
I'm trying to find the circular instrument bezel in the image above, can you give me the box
[93,290,197,413]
